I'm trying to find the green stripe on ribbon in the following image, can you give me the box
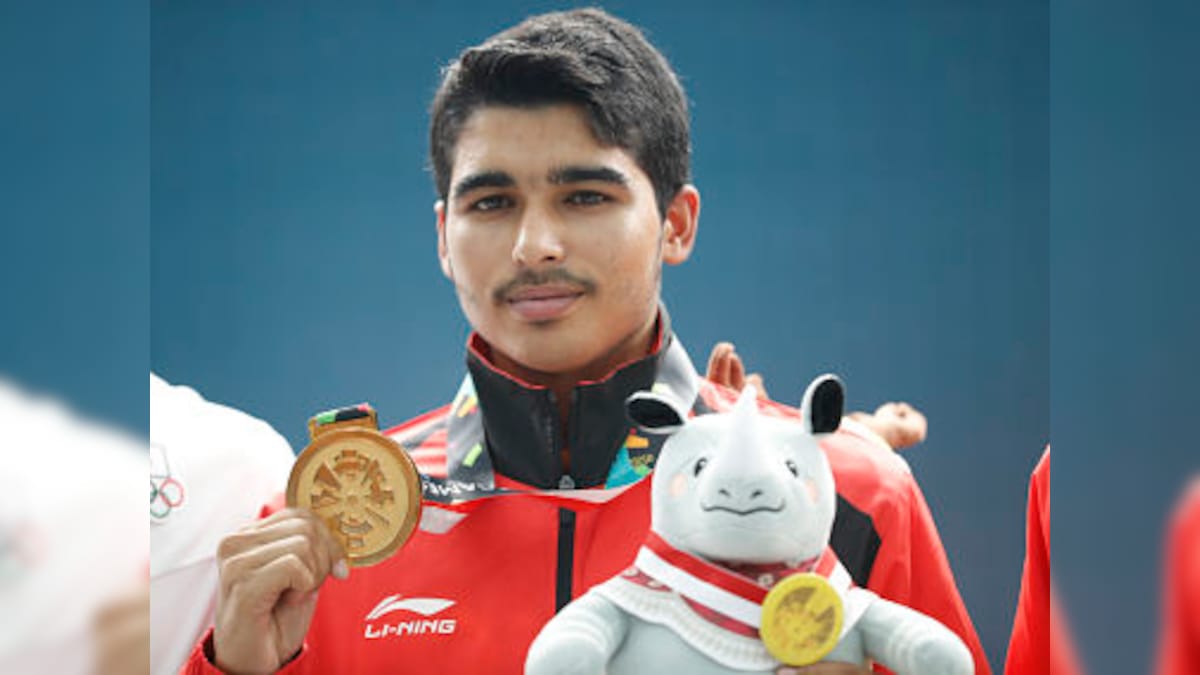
[463,442,484,468]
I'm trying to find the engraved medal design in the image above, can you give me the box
[760,572,845,666]
[287,405,421,567]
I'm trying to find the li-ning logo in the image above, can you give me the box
[363,594,458,639]
[150,443,186,521]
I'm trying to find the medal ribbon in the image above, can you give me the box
[416,477,650,534]
[634,530,850,629]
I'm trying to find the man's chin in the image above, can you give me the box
[507,350,597,378]
[489,333,599,376]
[479,308,655,381]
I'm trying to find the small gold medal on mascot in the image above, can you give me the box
[287,404,422,567]
[760,572,844,666]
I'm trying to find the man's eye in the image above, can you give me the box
[470,195,513,212]
[565,191,609,206]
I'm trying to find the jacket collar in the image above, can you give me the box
[445,308,701,490]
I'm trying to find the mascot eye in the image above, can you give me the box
[785,459,800,477]
[693,457,708,476]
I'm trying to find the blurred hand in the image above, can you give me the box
[706,342,768,400]
[849,402,928,451]
[707,342,926,452]
[213,508,348,675]
[777,662,872,674]
[93,582,149,675]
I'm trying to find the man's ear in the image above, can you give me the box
[662,184,700,265]
[435,200,453,281]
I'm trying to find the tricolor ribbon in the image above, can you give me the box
[633,530,871,637]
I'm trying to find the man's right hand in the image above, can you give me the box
[213,508,348,675]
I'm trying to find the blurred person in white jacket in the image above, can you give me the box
[149,373,294,675]
[0,377,146,675]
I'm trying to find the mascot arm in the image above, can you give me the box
[525,591,631,675]
[856,597,974,675]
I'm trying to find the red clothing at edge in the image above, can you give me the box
[1004,448,1083,675]
[1156,477,1200,675]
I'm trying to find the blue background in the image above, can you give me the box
[150,3,1046,671]
[0,0,148,432]
[1051,2,1200,674]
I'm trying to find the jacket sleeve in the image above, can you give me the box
[180,629,313,675]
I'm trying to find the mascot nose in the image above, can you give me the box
[711,480,778,510]
[717,487,766,501]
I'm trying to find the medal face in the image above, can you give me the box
[760,572,844,666]
[287,428,422,567]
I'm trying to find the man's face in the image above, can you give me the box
[436,104,697,380]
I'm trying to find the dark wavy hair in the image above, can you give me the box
[429,8,691,218]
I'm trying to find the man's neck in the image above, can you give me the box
[487,313,661,432]
[458,308,686,489]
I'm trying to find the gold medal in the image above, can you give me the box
[760,572,844,666]
[287,404,422,567]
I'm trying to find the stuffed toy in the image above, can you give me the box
[526,375,973,674]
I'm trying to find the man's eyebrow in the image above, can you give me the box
[548,165,630,186]
[451,171,515,199]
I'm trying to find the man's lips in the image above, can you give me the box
[504,285,585,321]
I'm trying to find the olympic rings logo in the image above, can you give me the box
[150,476,186,519]
[150,443,186,520]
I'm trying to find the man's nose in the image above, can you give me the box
[511,207,566,267]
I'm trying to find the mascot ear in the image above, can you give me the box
[626,391,688,435]
[801,374,844,435]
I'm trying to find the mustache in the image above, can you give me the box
[492,268,597,303]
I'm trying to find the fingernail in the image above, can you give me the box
[333,559,349,579]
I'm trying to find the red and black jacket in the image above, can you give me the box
[186,325,989,674]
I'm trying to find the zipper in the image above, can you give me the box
[555,507,576,612]
[553,388,578,612]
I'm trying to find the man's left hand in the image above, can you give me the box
[705,342,767,399]
[849,402,928,451]
[706,342,928,451]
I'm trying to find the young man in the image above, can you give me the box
[186,9,987,674]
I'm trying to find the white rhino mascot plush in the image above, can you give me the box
[526,375,973,675]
